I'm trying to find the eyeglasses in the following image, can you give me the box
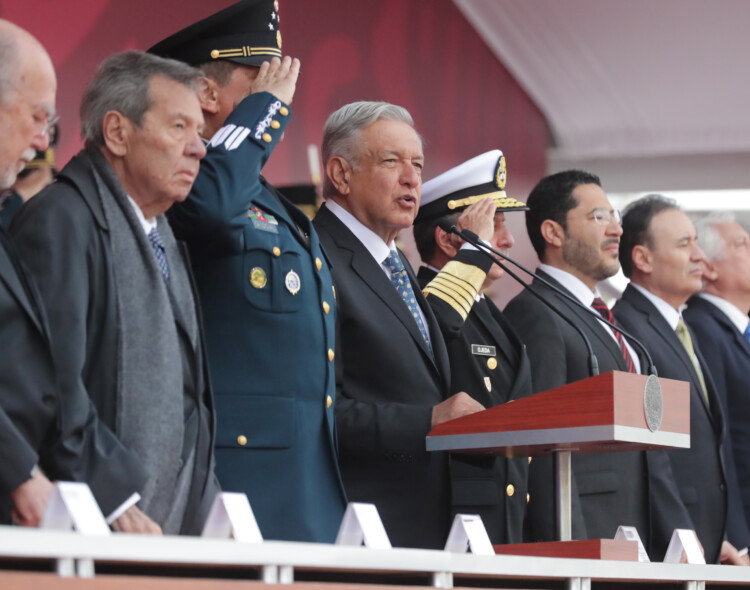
[590,208,622,226]
[40,114,59,138]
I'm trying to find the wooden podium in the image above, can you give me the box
[427,371,690,560]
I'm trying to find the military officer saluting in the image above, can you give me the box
[149,0,347,542]
[413,150,532,544]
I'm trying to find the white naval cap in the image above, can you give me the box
[416,149,527,223]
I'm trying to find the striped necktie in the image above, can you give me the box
[148,227,170,282]
[591,297,635,373]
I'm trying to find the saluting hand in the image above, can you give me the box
[252,56,301,106]
[455,198,497,243]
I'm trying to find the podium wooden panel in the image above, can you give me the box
[494,539,639,561]
[427,371,690,457]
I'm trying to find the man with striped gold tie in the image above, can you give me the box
[614,196,750,564]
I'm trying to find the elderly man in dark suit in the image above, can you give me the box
[613,195,750,564]
[0,20,152,531]
[504,172,689,558]
[685,214,750,533]
[12,51,220,535]
[314,101,484,549]
[413,150,532,544]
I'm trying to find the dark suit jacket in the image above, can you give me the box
[314,204,452,549]
[0,230,59,519]
[505,271,689,558]
[684,295,750,537]
[613,284,750,562]
[12,152,218,533]
[418,248,531,544]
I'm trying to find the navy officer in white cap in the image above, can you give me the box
[413,150,532,545]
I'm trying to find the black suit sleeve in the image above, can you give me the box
[11,187,148,516]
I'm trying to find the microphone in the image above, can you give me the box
[440,221,658,376]
[437,220,600,377]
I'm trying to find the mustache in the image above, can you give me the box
[601,238,620,248]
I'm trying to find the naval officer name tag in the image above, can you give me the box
[471,344,496,357]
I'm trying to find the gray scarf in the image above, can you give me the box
[87,149,195,532]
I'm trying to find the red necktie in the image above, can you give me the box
[591,297,635,373]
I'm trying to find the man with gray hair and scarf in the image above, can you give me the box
[12,51,220,535]
[684,213,750,536]
[314,101,484,549]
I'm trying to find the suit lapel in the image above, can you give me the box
[625,286,718,426]
[536,270,628,371]
[0,232,45,335]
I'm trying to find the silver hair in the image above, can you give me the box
[321,101,421,198]
[80,50,203,148]
[693,211,736,262]
[0,32,18,106]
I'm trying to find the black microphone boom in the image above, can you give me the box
[442,221,658,376]
[438,221,600,377]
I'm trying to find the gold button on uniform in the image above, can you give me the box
[210,49,220,59]
[237,435,247,446]
[326,395,333,409]
[315,257,323,271]
[270,120,281,129]
[487,357,498,370]
[506,484,515,497]
[272,246,281,256]
[527,493,531,503]
[279,106,289,116]
[528,457,532,464]
[328,349,335,362]
[322,301,330,314]
[262,133,272,143]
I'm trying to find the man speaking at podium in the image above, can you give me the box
[504,171,688,557]
[613,195,750,564]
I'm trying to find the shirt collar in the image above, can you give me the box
[126,195,157,235]
[538,264,602,307]
[696,293,750,334]
[631,282,683,329]
[326,200,394,264]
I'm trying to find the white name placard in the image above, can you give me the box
[201,492,263,543]
[663,529,705,564]
[335,502,391,549]
[614,526,650,562]
[40,482,110,535]
[444,514,495,555]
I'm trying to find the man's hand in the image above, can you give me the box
[432,392,485,427]
[10,468,54,527]
[251,56,301,106]
[455,198,497,243]
[111,505,162,535]
[720,540,750,565]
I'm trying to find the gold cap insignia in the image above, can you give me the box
[495,156,507,190]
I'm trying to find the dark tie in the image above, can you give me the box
[148,227,170,281]
[385,250,432,354]
[591,297,635,373]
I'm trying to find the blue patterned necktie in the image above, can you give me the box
[385,250,432,354]
[148,227,170,282]
[744,323,750,346]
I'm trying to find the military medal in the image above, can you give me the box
[285,269,301,294]
[250,267,267,289]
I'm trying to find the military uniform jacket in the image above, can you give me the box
[504,272,690,557]
[685,296,750,537]
[614,284,750,562]
[314,204,452,550]
[418,248,531,544]
[167,92,347,543]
